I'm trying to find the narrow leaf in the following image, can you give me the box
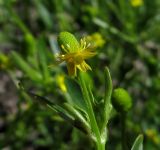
[27,91,54,106]
[27,92,90,133]
[63,103,91,134]
[101,67,113,132]
[131,134,143,150]
[11,51,42,82]
[27,92,74,123]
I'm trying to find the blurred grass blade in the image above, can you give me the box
[49,35,59,54]
[37,37,51,83]
[93,18,136,43]
[33,0,53,29]
[11,51,42,82]
[106,1,123,24]
[131,134,143,150]
[24,33,37,56]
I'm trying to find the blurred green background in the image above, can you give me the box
[0,0,160,149]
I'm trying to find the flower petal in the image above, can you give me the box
[82,49,97,59]
[67,62,76,76]
[77,61,91,72]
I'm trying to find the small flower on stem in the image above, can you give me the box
[57,32,96,76]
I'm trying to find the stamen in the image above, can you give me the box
[86,43,91,48]
[61,45,68,52]
[80,38,84,50]
[80,39,83,45]
[66,44,71,50]
[80,38,87,50]
[84,41,86,48]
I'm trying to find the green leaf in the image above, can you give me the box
[27,91,54,106]
[27,92,91,134]
[100,67,113,133]
[37,37,52,83]
[24,33,37,56]
[131,134,143,150]
[65,77,87,112]
[88,85,96,105]
[104,67,112,107]
[79,72,94,90]
[63,103,91,134]
[79,72,95,104]
[52,105,75,123]
[33,0,53,29]
[79,73,101,143]
[27,91,74,122]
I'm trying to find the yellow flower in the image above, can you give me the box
[86,33,105,48]
[145,129,160,145]
[130,0,143,7]
[56,75,67,92]
[57,32,96,76]
[0,53,10,70]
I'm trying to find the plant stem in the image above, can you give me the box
[96,141,106,150]
[121,112,127,150]
[79,75,105,150]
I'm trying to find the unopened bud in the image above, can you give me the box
[112,88,132,113]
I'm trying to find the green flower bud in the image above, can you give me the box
[112,88,132,113]
[58,32,80,52]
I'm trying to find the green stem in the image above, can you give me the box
[121,113,127,150]
[96,141,106,150]
[79,74,105,150]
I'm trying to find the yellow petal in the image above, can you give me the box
[77,61,91,72]
[82,49,97,59]
[83,61,92,70]
[67,62,76,76]
[57,75,67,92]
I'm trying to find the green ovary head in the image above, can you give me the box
[58,32,80,52]
[112,88,132,113]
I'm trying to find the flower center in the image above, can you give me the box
[74,52,84,64]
